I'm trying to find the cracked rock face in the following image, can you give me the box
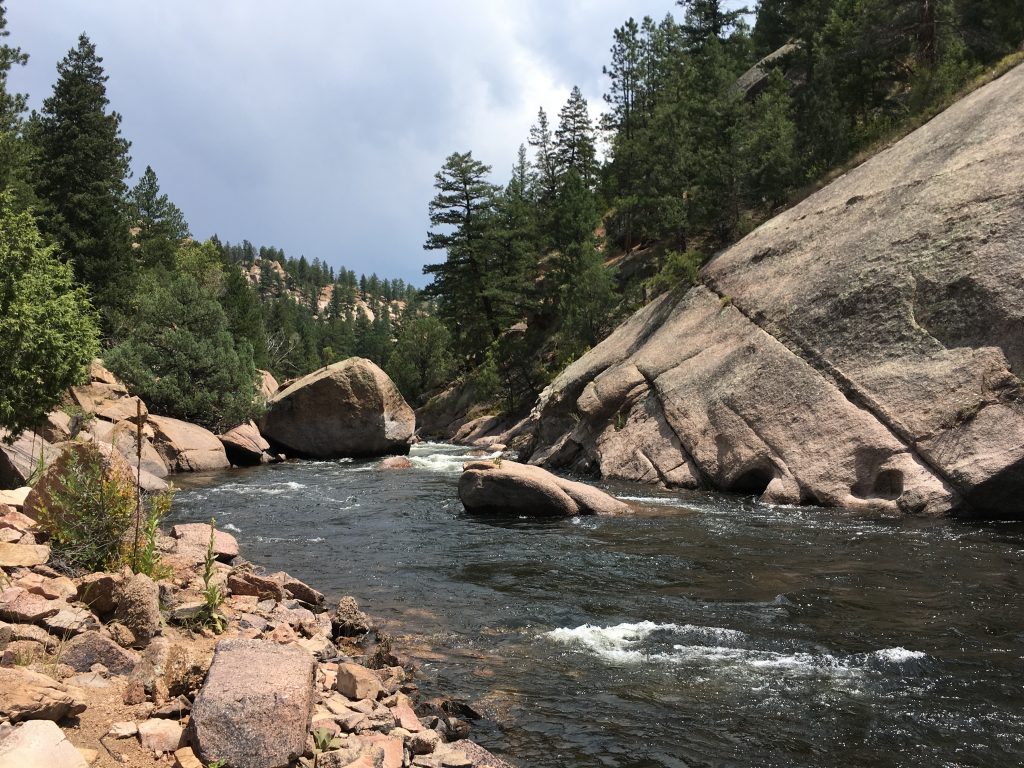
[523,63,1024,519]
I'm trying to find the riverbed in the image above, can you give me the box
[169,442,1024,768]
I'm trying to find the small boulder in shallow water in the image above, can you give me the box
[458,460,628,517]
[378,456,412,470]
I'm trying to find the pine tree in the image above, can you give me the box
[128,165,190,269]
[422,151,501,363]
[0,1,31,207]
[527,108,559,219]
[30,34,134,332]
[554,86,598,187]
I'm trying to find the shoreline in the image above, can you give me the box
[0,492,515,768]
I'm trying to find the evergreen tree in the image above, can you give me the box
[422,151,502,363]
[527,108,559,220]
[554,86,598,187]
[30,34,134,333]
[0,1,31,208]
[386,317,453,404]
[128,165,189,269]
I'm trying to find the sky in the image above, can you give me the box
[7,1,718,285]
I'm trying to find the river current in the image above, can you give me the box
[169,442,1024,768]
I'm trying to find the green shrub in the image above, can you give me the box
[35,444,136,572]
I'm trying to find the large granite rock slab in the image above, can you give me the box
[148,416,229,473]
[189,639,316,768]
[523,63,1024,519]
[458,460,628,517]
[261,358,415,459]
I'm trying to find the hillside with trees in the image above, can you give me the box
[1,0,1022,440]
[0,2,432,437]
[419,0,1024,423]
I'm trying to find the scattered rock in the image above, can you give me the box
[0,719,89,768]
[171,522,239,561]
[106,721,138,739]
[61,631,139,676]
[270,571,325,607]
[40,607,100,637]
[218,421,272,466]
[122,679,147,705]
[0,431,59,491]
[0,621,56,649]
[0,543,50,568]
[227,570,286,602]
[75,572,122,616]
[336,663,383,701]
[0,667,87,722]
[190,639,316,768]
[172,746,205,768]
[334,596,373,637]
[0,588,60,623]
[458,460,628,517]
[409,730,441,755]
[113,572,161,646]
[0,506,35,531]
[137,718,185,754]
[13,573,75,601]
[260,358,416,459]
[148,415,230,473]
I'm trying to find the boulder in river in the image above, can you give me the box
[458,460,628,517]
[260,357,415,459]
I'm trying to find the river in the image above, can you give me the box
[169,442,1024,768]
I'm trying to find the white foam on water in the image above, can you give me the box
[222,523,241,533]
[409,450,501,473]
[208,481,306,496]
[872,647,926,663]
[545,621,927,683]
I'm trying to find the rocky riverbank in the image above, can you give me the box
[0,498,513,768]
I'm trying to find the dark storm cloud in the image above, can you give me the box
[7,1,694,283]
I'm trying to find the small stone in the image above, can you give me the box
[268,623,299,645]
[172,746,204,768]
[137,718,185,754]
[333,596,372,637]
[227,570,286,601]
[113,573,161,647]
[336,663,383,701]
[151,694,191,719]
[40,607,100,637]
[409,730,441,755]
[238,612,269,632]
[107,721,138,739]
[392,700,424,732]
[171,523,239,561]
[0,588,60,623]
[61,631,140,676]
[122,679,147,705]
[75,572,122,616]
[106,622,136,648]
[12,573,76,601]
[77,747,99,764]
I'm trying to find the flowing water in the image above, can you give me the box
[169,443,1024,768]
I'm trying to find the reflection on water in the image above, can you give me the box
[170,443,1024,768]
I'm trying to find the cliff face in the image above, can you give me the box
[523,63,1024,518]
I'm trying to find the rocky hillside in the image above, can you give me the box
[520,63,1024,519]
